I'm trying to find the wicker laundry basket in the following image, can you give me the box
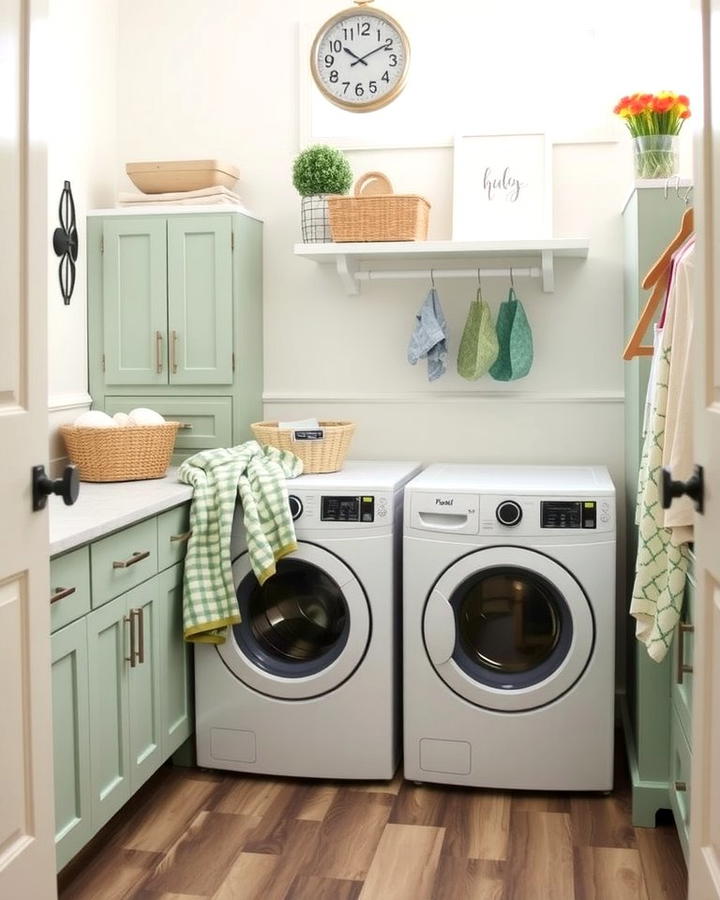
[60,422,180,482]
[328,171,430,242]
[251,421,355,473]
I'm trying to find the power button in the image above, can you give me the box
[288,495,303,521]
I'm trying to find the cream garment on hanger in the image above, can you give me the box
[661,237,695,543]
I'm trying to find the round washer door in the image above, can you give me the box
[217,542,371,700]
[423,546,594,712]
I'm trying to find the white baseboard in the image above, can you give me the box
[263,390,624,405]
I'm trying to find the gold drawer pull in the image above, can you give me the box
[50,586,76,604]
[171,330,178,374]
[113,550,150,569]
[134,607,145,664]
[676,622,695,684]
[674,781,688,792]
[170,530,192,544]
[155,330,163,374]
[177,422,193,430]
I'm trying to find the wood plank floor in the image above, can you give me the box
[58,739,687,900]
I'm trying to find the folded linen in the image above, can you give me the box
[119,184,241,202]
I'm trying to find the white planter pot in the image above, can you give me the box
[301,195,332,242]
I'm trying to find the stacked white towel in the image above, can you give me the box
[117,185,245,208]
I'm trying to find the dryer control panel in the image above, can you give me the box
[321,495,375,522]
[541,500,596,529]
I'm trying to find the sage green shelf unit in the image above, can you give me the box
[621,185,690,828]
[87,210,263,456]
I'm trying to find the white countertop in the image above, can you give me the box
[49,469,193,557]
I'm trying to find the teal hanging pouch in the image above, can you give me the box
[457,290,499,380]
[489,288,534,381]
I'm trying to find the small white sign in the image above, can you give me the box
[452,133,552,240]
[292,429,325,441]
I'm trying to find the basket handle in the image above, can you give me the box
[355,171,393,197]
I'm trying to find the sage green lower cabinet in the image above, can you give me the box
[51,618,92,870]
[158,563,193,756]
[52,503,193,871]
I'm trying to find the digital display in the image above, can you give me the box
[321,495,375,522]
[541,501,596,529]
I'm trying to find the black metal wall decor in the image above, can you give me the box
[53,180,78,305]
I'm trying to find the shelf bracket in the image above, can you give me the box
[336,254,359,295]
[541,250,553,293]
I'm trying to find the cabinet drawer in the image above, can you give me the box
[103,396,232,451]
[90,517,158,606]
[50,546,91,633]
[669,705,691,864]
[158,504,191,571]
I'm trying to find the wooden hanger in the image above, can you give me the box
[623,207,694,360]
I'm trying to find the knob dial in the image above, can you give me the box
[288,495,303,521]
[496,500,522,527]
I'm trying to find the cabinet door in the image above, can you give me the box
[51,619,92,871]
[126,580,164,793]
[157,564,193,756]
[87,594,131,830]
[102,218,168,385]
[167,215,234,385]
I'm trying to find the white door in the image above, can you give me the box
[689,2,720,896]
[0,1,56,897]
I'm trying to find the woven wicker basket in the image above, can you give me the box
[60,422,180,482]
[328,171,430,242]
[251,421,355,473]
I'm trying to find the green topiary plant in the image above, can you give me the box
[292,144,353,197]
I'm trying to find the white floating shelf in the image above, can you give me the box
[294,239,590,294]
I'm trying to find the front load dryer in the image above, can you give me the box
[195,460,421,780]
[403,464,616,791]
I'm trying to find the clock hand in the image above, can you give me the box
[343,46,368,66]
[350,39,392,66]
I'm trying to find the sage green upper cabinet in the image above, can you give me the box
[102,218,168,386]
[167,216,234,385]
[88,209,263,452]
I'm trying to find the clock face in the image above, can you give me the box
[311,9,409,112]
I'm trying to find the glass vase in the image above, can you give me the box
[632,134,679,180]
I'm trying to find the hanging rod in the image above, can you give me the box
[355,267,541,282]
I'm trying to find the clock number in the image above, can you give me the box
[329,70,339,83]
[324,54,334,67]
[330,39,342,52]
[360,22,370,36]
[389,53,398,67]
[342,81,350,95]
[342,26,354,40]
[377,28,382,40]
[381,70,390,83]
[369,80,377,94]
[384,38,393,49]
[354,82,364,97]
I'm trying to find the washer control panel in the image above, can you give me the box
[321,495,375,523]
[541,500,597,529]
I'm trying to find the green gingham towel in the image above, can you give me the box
[178,441,303,644]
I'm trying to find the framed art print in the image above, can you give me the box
[452,133,552,240]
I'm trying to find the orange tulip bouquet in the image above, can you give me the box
[614,92,691,179]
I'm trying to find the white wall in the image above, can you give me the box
[47,0,118,471]
[115,0,697,681]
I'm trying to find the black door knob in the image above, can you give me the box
[32,464,80,511]
[661,465,704,514]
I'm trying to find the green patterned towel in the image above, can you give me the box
[178,441,303,644]
[457,291,499,380]
[489,288,533,381]
[630,339,689,662]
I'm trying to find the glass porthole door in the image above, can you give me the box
[423,546,594,711]
[217,543,371,700]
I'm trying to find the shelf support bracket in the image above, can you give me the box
[336,254,359,295]
[541,250,554,293]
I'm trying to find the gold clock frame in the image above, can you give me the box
[309,1,411,113]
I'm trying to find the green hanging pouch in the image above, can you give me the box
[457,290,499,380]
[489,287,534,381]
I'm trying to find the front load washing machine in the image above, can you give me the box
[195,460,421,780]
[403,464,616,791]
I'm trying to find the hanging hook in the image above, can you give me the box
[682,183,694,205]
[476,267,483,300]
[664,174,681,200]
[430,268,436,288]
[509,266,515,289]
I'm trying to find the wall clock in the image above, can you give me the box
[310,0,410,113]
